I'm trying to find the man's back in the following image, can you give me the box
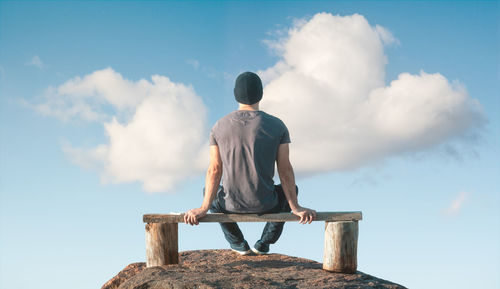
[209,110,290,213]
[184,71,315,254]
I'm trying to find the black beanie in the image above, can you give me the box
[234,72,263,105]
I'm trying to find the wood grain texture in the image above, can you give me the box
[145,223,178,267]
[323,221,358,273]
[143,212,362,223]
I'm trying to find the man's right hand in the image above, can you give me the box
[184,207,209,225]
[292,206,317,224]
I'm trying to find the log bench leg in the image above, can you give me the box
[145,223,178,267]
[323,221,358,273]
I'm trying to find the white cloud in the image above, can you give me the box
[375,24,400,46]
[444,191,469,216]
[35,67,159,122]
[259,13,484,175]
[40,68,208,192]
[101,88,208,192]
[25,55,44,69]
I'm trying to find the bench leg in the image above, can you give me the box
[323,221,358,273]
[145,223,178,267]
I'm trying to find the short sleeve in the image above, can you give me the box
[280,124,291,144]
[209,126,218,146]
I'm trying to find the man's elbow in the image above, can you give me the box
[277,162,294,178]
[277,158,292,172]
[207,164,222,177]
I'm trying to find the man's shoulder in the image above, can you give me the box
[260,111,287,127]
[212,111,237,128]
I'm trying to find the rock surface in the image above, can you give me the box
[102,262,146,289]
[102,249,406,289]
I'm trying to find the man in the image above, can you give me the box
[184,71,316,255]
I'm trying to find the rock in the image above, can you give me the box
[102,250,407,289]
[101,262,146,289]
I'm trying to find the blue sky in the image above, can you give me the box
[0,1,499,289]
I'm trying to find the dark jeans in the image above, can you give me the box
[204,185,298,250]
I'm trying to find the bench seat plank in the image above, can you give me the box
[143,211,362,223]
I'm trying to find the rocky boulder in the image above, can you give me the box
[102,249,406,289]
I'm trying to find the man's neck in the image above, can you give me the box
[238,103,260,111]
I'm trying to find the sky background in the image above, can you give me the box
[0,1,499,289]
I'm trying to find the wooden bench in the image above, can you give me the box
[143,211,362,273]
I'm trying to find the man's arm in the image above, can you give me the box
[184,145,223,225]
[276,143,316,224]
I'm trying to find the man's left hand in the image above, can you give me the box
[184,207,208,225]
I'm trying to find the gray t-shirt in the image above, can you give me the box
[209,110,291,213]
